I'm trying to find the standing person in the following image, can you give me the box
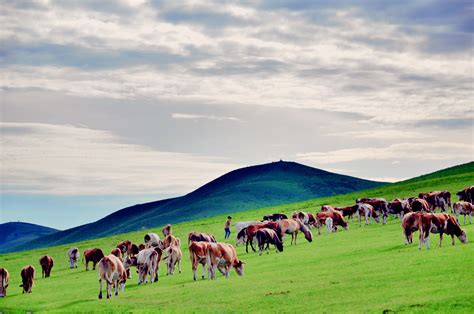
[224,216,232,239]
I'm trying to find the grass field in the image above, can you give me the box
[1,163,473,313]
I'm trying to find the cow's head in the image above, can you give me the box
[233,260,245,276]
[123,257,137,268]
[458,230,468,244]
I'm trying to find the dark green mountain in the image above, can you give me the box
[6,161,385,252]
[0,222,59,252]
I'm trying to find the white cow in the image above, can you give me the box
[144,233,161,248]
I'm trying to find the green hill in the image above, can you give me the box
[9,161,384,252]
[0,222,59,252]
[0,162,472,312]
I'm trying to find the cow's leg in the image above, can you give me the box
[451,234,455,245]
[463,214,466,225]
[357,211,361,226]
[178,257,182,273]
[249,236,257,252]
[439,233,443,247]
[318,225,321,235]
[365,210,369,225]
[383,211,387,225]
[469,213,472,224]
[418,232,423,250]
[98,278,103,299]
[245,238,249,253]
[114,280,118,296]
[202,263,206,280]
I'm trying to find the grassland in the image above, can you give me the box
[0,163,473,313]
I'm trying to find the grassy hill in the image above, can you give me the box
[0,162,472,312]
[11,161,384,252]
[0,222,59,252]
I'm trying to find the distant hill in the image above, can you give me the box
[0,222,59,252]
[5,161,385,252]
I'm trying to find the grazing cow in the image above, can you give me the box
[163,234,181,249]
[0,268,9,297]
[188,232,217,244]
[420,191,451,212]
[245,221,281,252]
[189,241,212,281]
[356,203,380,225]
[255,228,283,255]
[401,212,423,244]
[39,255,54,278]
[20,265,35,294]
[162,224,172,237]
[278,219,313,245]
[235,221,260,245]
[325,218,333,233]
[453,201,474,224]
[315,211,348,235]
[135,248,159,284]
[83,248,105,271]
[263,213,288,221]
[321,205,335,212]
[388,199,411,218]
[294,211,316,228]
[97,254,127,299]
[111,248,123,261]
[124,247,163,282]
[334,205,359,219]
[206,242,244,280]
[418,213,468,249]
[68,247,79,268]
[356,198,389,224]
[457,186,474,203]
[116,240,132,257]
[163,244,182,275]
[411,198,431,212]
[144,233,161,248]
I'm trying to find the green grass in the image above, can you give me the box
[0,163,473,313]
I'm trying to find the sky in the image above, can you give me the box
[1,0,473,229]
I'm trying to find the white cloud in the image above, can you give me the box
[171,113,241,121]
[0,122,238,195]
[296,142,474,164]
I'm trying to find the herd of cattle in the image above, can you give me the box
[0,186,472,300]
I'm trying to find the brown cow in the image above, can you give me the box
[97,254,127,299]
[453,201,474,224]
[83,248,105,271]
[20,265,35,293]
[245,221,281,252]
[418,213,468,249]
[401,211,423,244]
[321,205,335,212]
[163,234,181,249]
[138,243,146,251]
[278,219,312,245]
[420,191,451,212]
[116,240,133,257]
[162,224,172,237]
[456,186,474,203]
[388,199,411,218]
[0,268,9,297]
[111,248,123,261]
[124,247,163,282]
[411,198,431,212]
[294,211,316,228]
[206,242,244,280]
[255,228,283,255]
[189,241,212,281]
[356,198,389,224]
[39,255,54,278]
[188,232,217,244]
[315,211,348,235]
[163,244,182,275]
[334,205,359,219]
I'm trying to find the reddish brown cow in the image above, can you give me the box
[138,244,146,251]
[419,190,451,212]
[116,240,133,257]
[321,205,335,212]
[189,241,212,281]
[255,228,284,255]
[411,198,431,212]
[244,221,281,253]
[453,201,474,224]
[162,224,172,237]
[39,255,54,278]
[388,199,411,218]
[356,198,389,224]
[278,219,312,245]
[83,248,105,271]
[188,232,217,244]
[334,205,359,219]
[111,248,123,261]
[315,211,348,235]
[163,234,181,249]
[206,242,244,280]
[418,213,468,249]
[0,268,9,297]
[20,265,35,293]
[401,211,423,244]
[456,186,474,203]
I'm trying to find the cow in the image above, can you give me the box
[97,254,127,299]
[163,234,181,249]
[20,265,35,294]
[321,205,335,212]
[356,198,389,224]
[116,240,135,258]
[163,244,182,275]
[334,205,359,219]
[111,248,123,261]
[189,241,213,281]
[262,213,288,221]
[235,221,261,246]
[83,248,105,271]
[401,211,423,244]
[315,211,348,235]
[419,190,451,212]
[68,247,79,269]
[255,228,283,255]
[162,224,172,237]
[418,213,468,249]
[388,199,411,218]
[188,232,217,244]
[124,247,163,282]
[278,219,312,245]
[206,242,244,280]
[294,211,316,228]
[453,201,474,224]
[411,198,431,212]
[144,233,161,248]
[245,221,281,252]
[39,255,54,278]
[0,268,9,297]
[356,203,380,225]
[457,186,474,204]
[136,248,159,284]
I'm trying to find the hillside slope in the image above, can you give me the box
[0,162,472,313]
[0,222,59,252]
[7,161,384,252]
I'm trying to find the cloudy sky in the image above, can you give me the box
[1,0,473,229]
